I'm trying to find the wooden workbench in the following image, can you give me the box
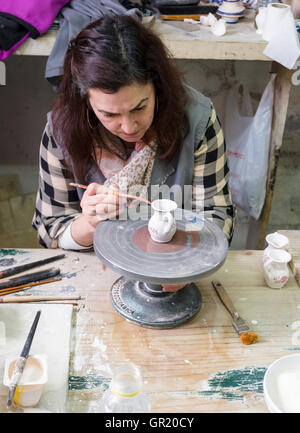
[13,11,294,248]
[0,230,299,413]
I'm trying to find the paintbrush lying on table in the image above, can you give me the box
[70,182,151,205]
[0,268,60,291]
[0,277,62,296]
[0,253,65,279]
[212,280,259,346]
[0,295,82,304]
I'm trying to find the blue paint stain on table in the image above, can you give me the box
[0,258,16,267]
[198,366,267,401]
[65,272,77,279]
[60,285,76,294]
[0,248,28,258]
[69,374,110,391]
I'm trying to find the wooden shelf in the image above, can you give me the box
[14,11,270,61]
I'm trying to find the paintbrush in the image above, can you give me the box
[0,295,82,303]
[70,182,151,205]
[7,310,42,408]
[0,277,62,296]
[0,254,65,279]
[212,280,259,345]
[0,268,60,291]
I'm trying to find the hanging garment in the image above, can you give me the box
[45,0,142,91]
[0,0,69,60]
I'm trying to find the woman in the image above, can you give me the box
[32,15,235,289]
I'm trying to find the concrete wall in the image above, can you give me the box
[0,55,299,248]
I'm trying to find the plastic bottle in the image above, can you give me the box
[99,363,151,413]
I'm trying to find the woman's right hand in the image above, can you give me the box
[80,182,126,229]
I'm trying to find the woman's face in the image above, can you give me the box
[88,81,156,142]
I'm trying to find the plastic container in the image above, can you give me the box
[99,363,151,413]
[264,354,300,412]
[3,354,48,407]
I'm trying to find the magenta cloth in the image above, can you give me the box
[0,0,69,35]
[0,32,30,60]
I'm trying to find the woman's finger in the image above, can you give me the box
[162,284,186,293]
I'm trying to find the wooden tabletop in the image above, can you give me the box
[1,230,299,413]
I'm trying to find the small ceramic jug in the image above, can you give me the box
[263,249,292,289]
[263,231,289,263]
[148,199,177,243]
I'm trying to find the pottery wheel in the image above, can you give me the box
[94,208,228,328]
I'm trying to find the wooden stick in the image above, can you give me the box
[159,14,205,20]
[0,277,62,296]
[26,302,78,306]
[0,295,82,303]
[70,182,151,205]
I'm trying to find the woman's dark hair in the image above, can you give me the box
[52,15,189,183]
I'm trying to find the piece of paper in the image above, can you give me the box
[263,6,300,69]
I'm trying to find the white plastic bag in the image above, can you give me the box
[223,74,276,220]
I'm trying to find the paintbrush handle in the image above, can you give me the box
[0,254,65,279]
[7,357,27,407]
[7,310,41,407]
[212,280,239,319]
[1,295,81,303]
[70,183,151,205]
[20,310,41,358]
[0,277,62,296]
[0,268,60,290]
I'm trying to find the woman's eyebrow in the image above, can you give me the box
[97,97,149,115]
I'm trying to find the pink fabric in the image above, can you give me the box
[0,0,69,35]
[0,32,30,60]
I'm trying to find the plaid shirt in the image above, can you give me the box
[32,104,235,248]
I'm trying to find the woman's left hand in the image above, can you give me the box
[162,284,186,292]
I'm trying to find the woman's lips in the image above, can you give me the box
[123,132,139,137]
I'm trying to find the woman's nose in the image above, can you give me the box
[121,116,137,134]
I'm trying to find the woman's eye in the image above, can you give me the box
[134,106,146,112]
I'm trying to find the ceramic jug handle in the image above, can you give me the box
[163,213,173,235]
[263,257,273,273]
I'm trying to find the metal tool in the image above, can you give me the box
[212,280,252,335]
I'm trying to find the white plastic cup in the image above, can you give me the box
[3,354,48,407]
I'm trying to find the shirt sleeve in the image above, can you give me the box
[192,104,236,243]
[32,122,82,248]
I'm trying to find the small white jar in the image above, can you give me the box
[263,249,292,289]
[263,232,289,264]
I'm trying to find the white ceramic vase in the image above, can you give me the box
[263,231,289,263]
[263,249,291,289]
[148,199,177,243]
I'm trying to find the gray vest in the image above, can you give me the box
[48,86,211,209]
